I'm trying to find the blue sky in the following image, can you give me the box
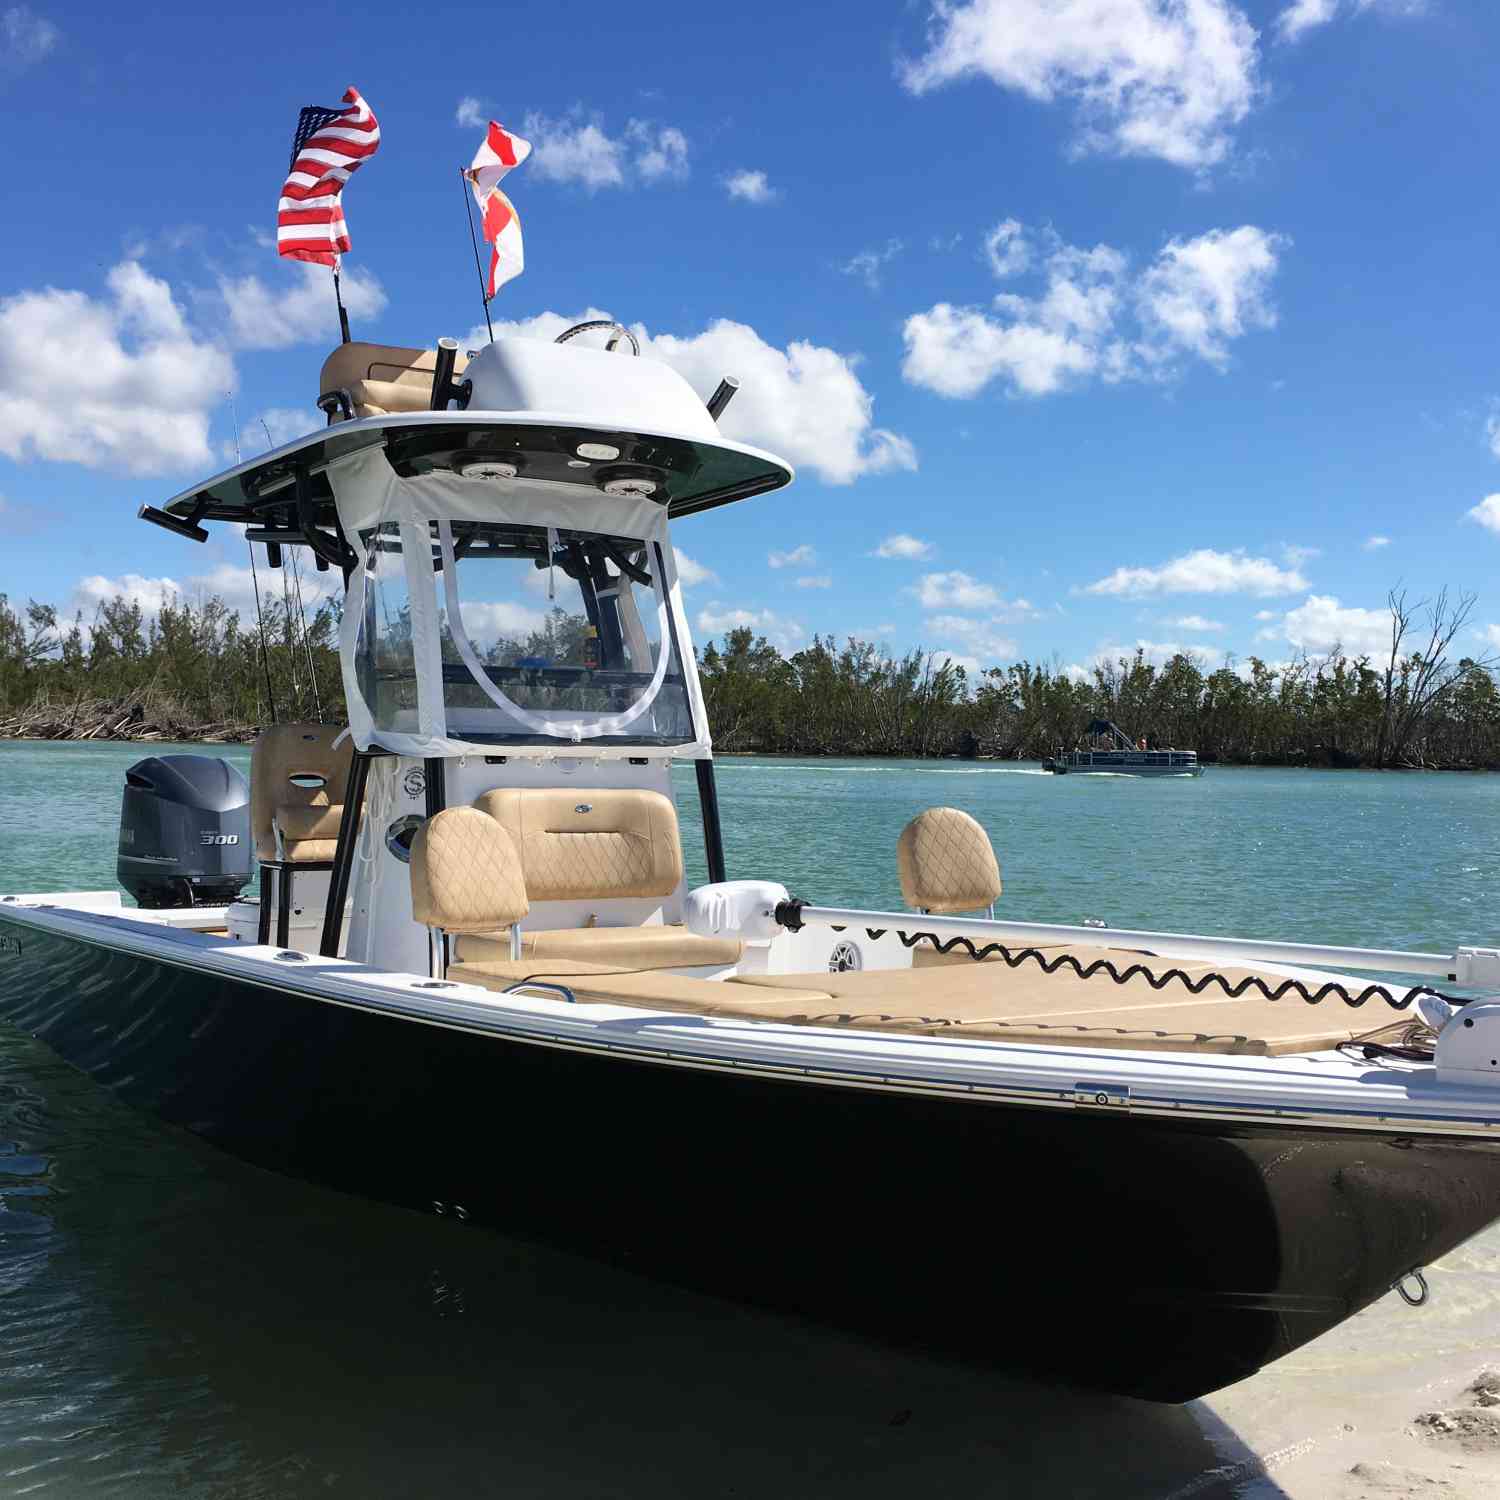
[2,0,1499,678]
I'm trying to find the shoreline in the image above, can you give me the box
[1,731,1495,771]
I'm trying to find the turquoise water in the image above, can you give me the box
[4,740,1500,1495]
[6,740,1498,955]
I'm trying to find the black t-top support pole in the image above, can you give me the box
[320,748,374,958]
[695,758,727,885]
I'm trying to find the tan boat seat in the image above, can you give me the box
[250,722,356,945]
[250,723,354,864]
[318,341,471,422]
[456,925,742,969]
[898,807,1001,914]
[468,787,744,969]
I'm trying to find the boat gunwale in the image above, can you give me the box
[4,898,1498,1140]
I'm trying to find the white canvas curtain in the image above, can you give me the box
[330,446,712,759]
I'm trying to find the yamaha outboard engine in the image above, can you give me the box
[117,755,252,908]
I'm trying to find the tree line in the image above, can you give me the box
[3,586,1497,768]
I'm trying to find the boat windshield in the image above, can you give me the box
[354,519,694,747]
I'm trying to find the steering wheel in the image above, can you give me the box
[554,320,640,356]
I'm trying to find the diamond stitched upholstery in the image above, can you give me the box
[410,807,529,934]
[472,788,684,902]
[897,807,1002,914]
[250,723,354,863]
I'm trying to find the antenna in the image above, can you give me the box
[228,391,276,721]
[460,167,495,343]
[333,267,352,343]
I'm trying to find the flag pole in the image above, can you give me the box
[460,167,495,343]
[332,267,352,344]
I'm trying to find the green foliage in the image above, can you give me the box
[4,584,1498,768]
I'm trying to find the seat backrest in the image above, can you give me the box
[472,788,684,903]
[410,807,529,934]
[318,341,471,421]
[249,723,354,862]
[897,807,1002,914]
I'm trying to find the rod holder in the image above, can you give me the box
[430,337,462,411]
[137,505,208,543]
[706,375,739,422]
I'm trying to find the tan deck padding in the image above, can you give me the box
[250,723,354,862]
[410,807,529,934]
[446,948,1358,1056]
[473,788,684,901]
[447,959,834,1013]
[318,342,470,422]
[728,948,1367,1054]
[456,924,742,968]
[897,807,1002,914]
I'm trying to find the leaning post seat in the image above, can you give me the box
[249,723,355,947]
[317,342,471,423]
[410,807,530,979]
[454,788,743,970]
[897,807,1003,968]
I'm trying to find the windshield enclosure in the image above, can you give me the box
[355,519,694,747]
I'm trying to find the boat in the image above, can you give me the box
[1045,717,1204,776]
[4,326,1500,1404]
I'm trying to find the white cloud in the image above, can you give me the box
[1264,594,1393,656]
[1,5,58,73]
[696,604,805,652]
[69,561,339,628]
[523,112,624,189]
[769,544,816,569]
[0,261,233,477]
[1277,0,1427,45]
[673,548,717,589]
[458,599,548,643]
[1363,534,1391,551]
[841,239,904,291]
[218,262,387,350]
[484,307,916,486]
[910,571,1001,609]
[1482,625,1500,653]
[1084,548,1308,598]
[1488,412,1500,462]
[1093,638,1213,668]
[795,575,832,589]
[628,120,689,182]
[1280,542,1320,566]
[1165,614,1225,630]
[724,169,776,204]
[984,218,1030,278]
[1136,226,1284,367]
[1253,608,1277,621]
[1467,495,1500,536]
[901,0,1261,172]
[455,96,486,129]
[925,614,1018,659]
[903,223,1284,399]
[522,112,688,190]
[932,651,983,677]
[874,533,936,560]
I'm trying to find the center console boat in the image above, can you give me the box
[3,327,1500,1402]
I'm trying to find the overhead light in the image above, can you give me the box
[458,459,518,480]
[576,442,620,462]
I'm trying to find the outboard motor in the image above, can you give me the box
[117,755,252,908]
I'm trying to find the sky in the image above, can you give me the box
[2,0,1499,681]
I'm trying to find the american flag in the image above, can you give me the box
[276,87,381,267]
